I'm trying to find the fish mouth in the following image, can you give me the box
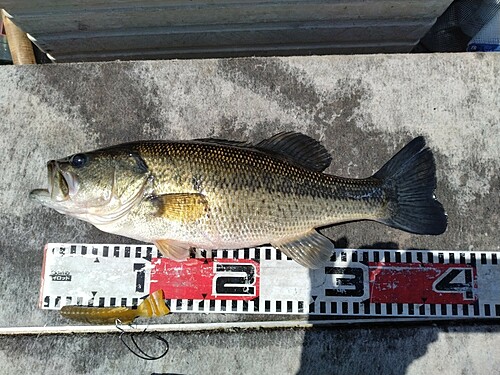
[30,161,78,204]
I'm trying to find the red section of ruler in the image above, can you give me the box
[150,258,260,301]
[369,263,477,304]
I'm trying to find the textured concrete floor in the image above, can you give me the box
[0,54,499,373]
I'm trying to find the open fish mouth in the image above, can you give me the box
[50,161,68,199]
[30,161,78,204]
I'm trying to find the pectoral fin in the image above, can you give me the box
[271,230,334,269]
[152,193,208,222]
[154,239,192,261]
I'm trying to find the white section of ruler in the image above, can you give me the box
[40,244,159,309]
[477,265,500,303]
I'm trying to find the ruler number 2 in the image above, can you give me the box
[213,263,257,296]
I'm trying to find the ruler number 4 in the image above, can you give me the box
[433,268,475,300]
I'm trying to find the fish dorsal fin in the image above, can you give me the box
[155,239,192,261]
[256,132,332,172]
[151,193,208,222]
[194,132,331,172]
[271,229,334,269]
[192,138,252,148]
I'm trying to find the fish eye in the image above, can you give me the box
[69,153,88,168]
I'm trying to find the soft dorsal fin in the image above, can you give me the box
[256,132,332,172]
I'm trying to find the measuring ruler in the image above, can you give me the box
[40,243,500,319]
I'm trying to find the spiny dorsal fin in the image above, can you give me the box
[151,193,208,222]
[192,138,252,148]
[256,132,332,172]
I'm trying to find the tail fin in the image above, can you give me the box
[374,137,447,235]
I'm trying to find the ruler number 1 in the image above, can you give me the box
[134,263,145,293]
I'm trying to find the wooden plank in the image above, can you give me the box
[1,12,35,64]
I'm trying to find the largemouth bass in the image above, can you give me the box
[30,132,447,268]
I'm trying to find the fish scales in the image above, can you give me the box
[132,141,386,247]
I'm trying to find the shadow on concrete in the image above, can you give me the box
[297,237,434,375]
[296,324,437,375]
[296,319,500,375]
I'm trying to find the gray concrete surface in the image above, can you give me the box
[0,54,499,373]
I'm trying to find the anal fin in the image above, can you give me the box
[272,230,334,269]
[154,239,191,261]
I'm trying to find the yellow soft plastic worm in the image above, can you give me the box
[60,289,170,324]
